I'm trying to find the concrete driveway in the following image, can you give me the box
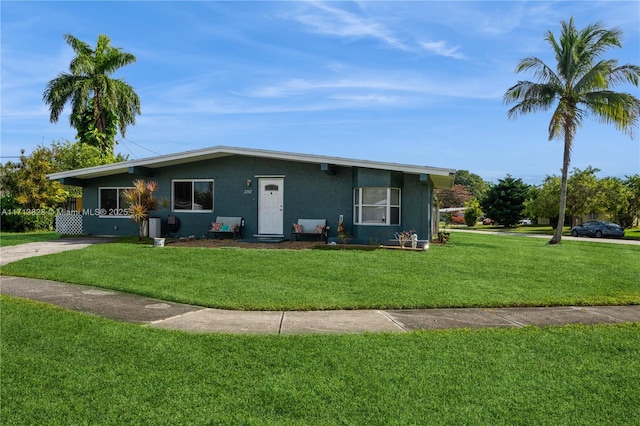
[0,237,115,266]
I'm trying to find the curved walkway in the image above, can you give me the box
[2,276,638,334]
[1,237,639,334]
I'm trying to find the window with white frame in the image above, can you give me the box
[353,187,400,225]
[99,187,133,217]
[172,179,214,212]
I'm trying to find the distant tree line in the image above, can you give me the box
[436,169,640,229]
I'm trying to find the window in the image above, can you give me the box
[353,188,400,225]
[99,187,133,217]
[172,179,213,211]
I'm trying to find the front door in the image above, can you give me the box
[258,178,284,235]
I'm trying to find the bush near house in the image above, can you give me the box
[0,195,56,232]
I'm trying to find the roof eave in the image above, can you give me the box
[47,146,456,187]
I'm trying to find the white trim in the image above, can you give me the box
[98,187,133,218]
[47,145,455,188]
[258,177,285,235]
[171,179,214,213]
[353,187,401,226]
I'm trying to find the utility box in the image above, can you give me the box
[148,217,161,238]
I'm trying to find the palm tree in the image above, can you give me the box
[504,18,640,244]
[43,34,141,156]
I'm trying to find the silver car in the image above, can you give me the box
[570,221,625,239]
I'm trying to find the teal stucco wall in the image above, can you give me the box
[80,154,436,242]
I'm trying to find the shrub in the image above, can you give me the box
[464,199,482,226]
[1,195,56,232]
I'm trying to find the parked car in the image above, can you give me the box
[482,218,495,225]
[570,221,625,239]
[518,218,532,225]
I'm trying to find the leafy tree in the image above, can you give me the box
[482,175,529,227]
[504,18,640,244]
[0,140,127,231]
[596,176,631,226]
[621,174,640,227]
[565,167,600,226]
[0,148,68,209]
[524,175,561,227]
[435,184,473,208]
[463,198,482,227]
[454,170,490,200]
[43,34,140,156]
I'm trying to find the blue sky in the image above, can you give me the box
[2,1,639,184]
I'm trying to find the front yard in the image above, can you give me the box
[2,231,639,424]
[2,232,639,310]
[2,297,638,425]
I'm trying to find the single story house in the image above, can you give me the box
[48,146,455,243]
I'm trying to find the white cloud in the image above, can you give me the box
[419,41,466,59]
[289,1,408,50]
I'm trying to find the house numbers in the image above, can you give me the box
[244,189,253,195]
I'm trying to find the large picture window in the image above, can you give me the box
[99,187,133,217]
[172,179,214,211]
[353,188,400,225]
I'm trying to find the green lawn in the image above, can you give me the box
[2,232,639,310]
[2,296,638,425]
[452,224,640,240]
[0,231,60,247]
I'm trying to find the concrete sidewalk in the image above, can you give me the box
[449,228,640,245]
[2,276,638,334]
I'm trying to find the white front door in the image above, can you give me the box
[258,178,284,235]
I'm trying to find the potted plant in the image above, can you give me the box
[122,179,159,241]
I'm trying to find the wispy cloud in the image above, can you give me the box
[419,40,466,59]
[289,1,408,50]
[230,71,502,103]
[287,1,472,61]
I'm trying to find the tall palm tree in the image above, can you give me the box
[504,18,640,244]
[43,34,141,156]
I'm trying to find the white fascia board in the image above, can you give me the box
[47,145,456,185]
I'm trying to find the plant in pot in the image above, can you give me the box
[122,179,159,241]
[337,221,352,244]
[394,230,416,249]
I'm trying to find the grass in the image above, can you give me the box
[2,232,639,310]
[452,224,640,241]
[626,228,640,240]
[2,296,639,425]
[0,231,60,247]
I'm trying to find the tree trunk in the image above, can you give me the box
[550,131,573,244]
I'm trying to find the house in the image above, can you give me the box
[47,146,455,243]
